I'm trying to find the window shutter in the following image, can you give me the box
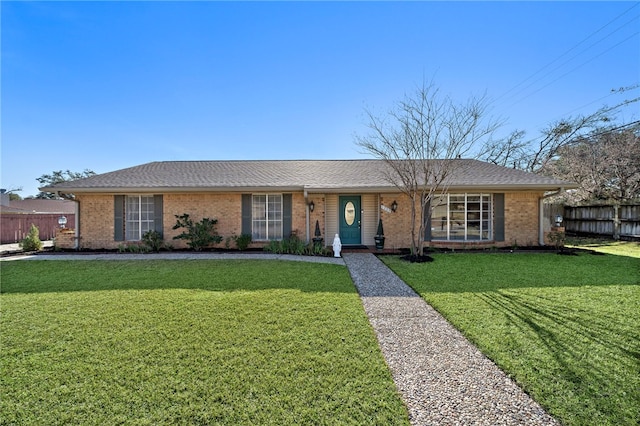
[241,194,252,236]
[424,199,431,241]
[154,195,163,237]
[494,193,505,242]
[283,194,292,238]
[114,195,125,241]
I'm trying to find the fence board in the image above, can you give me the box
[1,214,75,243]
[560,204,640,239]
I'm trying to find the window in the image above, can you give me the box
[125,195,155,241]
[431,194,492,241]
[251,194,283,241]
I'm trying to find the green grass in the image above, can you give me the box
[566,236,640,258]
[382,251,640,426]
[1,260,409,425]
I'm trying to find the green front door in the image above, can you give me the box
[339,196,361,245]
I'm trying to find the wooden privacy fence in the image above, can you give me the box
[0,214,75,244]
[561,204,640,239]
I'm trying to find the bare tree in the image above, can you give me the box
[543,125,640,203]
[478,130,528,169]
[356,82,501,256]
[479,88,640,173]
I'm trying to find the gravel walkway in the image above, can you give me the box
[343,253,559,426]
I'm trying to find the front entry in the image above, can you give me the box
[339,196,361,245]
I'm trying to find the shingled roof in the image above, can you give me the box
[41,159,575,194]
[0,199,77,214]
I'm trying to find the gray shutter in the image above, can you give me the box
[114,195,125,241]
[494,193,505,242]
[424,199,431,241]
[283,194,292,238]
[154,195,163,237]
[241,194,252,236]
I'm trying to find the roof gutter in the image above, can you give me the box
[44,183,577,195]
[539,187,565,246]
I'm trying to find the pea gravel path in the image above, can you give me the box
[343,253,559,426]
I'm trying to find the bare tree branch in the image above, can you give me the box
[479,96,639,173]
[355,81,501,256]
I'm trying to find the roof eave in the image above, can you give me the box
[445,183,579,192]
[43,182,577,195]
[41,185,308,194]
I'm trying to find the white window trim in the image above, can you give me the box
[125,195,155,241]
[432,193,493,241]
[251,194,283,241]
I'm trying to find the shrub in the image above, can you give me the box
[117,242,151,254]
[142,230,164,252]
[548,230,566,252]
[172,214,223,251]
[263,235,330,256]
[226,234,252,251]
[263,239,284,254]
[20,224,43,252]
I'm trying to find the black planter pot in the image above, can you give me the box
[374,236,385,250]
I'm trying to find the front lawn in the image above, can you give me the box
[1,260,409,425]
[566,236,640,258]
[382,250,640,426]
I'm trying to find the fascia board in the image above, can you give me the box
[42,183,578,195]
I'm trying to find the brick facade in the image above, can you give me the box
[74,192,315,250]
[71,190,544,250]
[75,194,117,249]
[503,192,542,247]
[54,228,77,250]
[163,193,242,248]
[380,191,543,250]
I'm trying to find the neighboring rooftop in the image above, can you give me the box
[0,199,77,214]
[41,159,576,193]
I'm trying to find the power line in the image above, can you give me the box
[501,15,640,106]
[506,30,640,109]
[560,85,639,117]
[495,3,640,104]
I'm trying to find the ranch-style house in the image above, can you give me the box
[42,159,575,251]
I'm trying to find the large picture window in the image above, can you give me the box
[431,194,492,241]
[252,194,283,241]
[125,195,155,241]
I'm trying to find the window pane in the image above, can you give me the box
[267,195,283,239]
[125,195,155,241]
[253,221,265,240]
[430,193,494,241]
[252,194,283,240]
[127,198,139,221]
[467,221,481,240]
[268,221,282,240]
[431,202,448,240]
[253,195,266,218]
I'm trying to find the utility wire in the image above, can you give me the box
[507,31,640,108]
[560,85,639,117]
[494,3,640,104]
[501,15,640,106]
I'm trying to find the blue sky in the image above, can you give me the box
[2,1,639,197]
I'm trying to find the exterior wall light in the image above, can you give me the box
[309,201,315,212]
[58,216,68,228]
[391,200,398,213]
[555,214,563,227]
